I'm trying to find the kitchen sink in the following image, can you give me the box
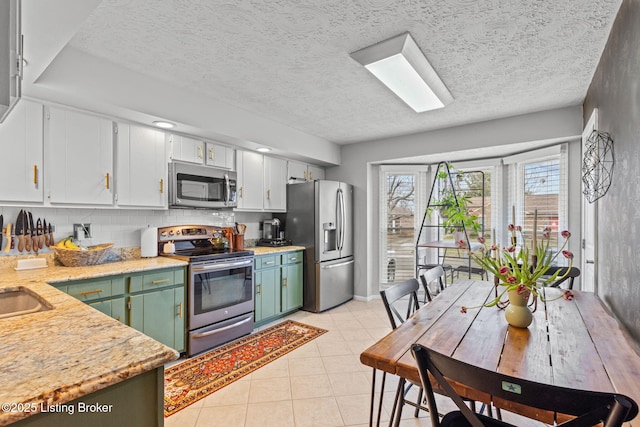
[0,287,53,319]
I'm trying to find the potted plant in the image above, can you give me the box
[426,165,482,240]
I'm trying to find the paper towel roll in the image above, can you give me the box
[140,226,158,258]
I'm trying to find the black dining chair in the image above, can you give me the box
[411,344,639,427]
[376,278,427,426]
[542,266,581,289]
[419,265,445,304]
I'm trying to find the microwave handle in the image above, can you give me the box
[224,174,230,206]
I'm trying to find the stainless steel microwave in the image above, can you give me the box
[169,162,237,209]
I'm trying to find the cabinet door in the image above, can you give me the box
[129,288,184,352]
[282,261,303,312]
[46,107,114,205]
[0,100,43,203]
[236,150,264,210]
[255,269,278,322]
[264,156,287,211]
[116,123,167,208]
[287,161,308,184]
[308,165,325,181]
[90,297,126,323]
[170,134,204,164]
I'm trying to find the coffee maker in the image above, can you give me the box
[258,218,291,247]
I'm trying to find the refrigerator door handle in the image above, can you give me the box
[337,188,345,251]
[321,259,355,269]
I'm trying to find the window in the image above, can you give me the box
[379,167,427,285]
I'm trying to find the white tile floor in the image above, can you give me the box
[164,298,545,427]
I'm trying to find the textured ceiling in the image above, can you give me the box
[67,0,622,144]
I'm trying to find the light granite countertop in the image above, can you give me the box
[248,245,305,256]
[0,257,187,426]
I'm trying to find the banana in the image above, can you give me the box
[64,239,80,250]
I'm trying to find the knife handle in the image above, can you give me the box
[39,235,45,249]
[17,234,24,252]
[3,224,10,253]
[25,234,32,252]
[33,238,39,253]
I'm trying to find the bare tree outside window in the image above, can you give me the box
[385,174,415,283]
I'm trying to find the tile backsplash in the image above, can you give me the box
[0,206,272,257]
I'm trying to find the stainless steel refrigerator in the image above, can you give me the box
[284,180,354,312]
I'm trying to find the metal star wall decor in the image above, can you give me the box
[582,130,614,203]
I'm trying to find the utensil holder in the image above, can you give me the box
[234,234,244,250]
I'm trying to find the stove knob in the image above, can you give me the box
[168,231,175,236]
[176,230,181,235]
[160,231,168,237]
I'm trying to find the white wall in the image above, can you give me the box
[327,106,584,299]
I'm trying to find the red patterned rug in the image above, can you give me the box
[164,320,328,416]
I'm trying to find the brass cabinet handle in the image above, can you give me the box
[178,302,183,318]
[151,279,170,285]
[79,289,104,296]
[290,257,297,261]
[209,147,214,160]
[239,187,243,198]
[264,261,274,265]
[304,170,308,180]
[33,165,38,185]
[267,189,271,200]
[160,178,164,194]
[197,145,203,159]
[105,173,110,189]
[309,171,314,180]
[283,278,288,288]
[257,283,262,296]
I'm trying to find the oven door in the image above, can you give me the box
[189,257,254,330]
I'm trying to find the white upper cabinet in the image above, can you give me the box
[168,134,204,164]
[236,150,264,210]
[236,150,287,212]
[45,107,114,206]
[0,100,43,203]
[116,123,167,208]
[264,156,287,212]
[205,141,235,170]
[287,160,325,184]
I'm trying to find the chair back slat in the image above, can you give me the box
[544,266,581,289]
[380,279,420,329]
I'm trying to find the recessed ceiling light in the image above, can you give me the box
[152,120,176,129]
[256,147,271,153]
[350,32,453,113]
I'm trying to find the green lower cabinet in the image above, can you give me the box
[282,262,303,312]
[129,287,184,351]
[255,269,279,323]
[254,251,303,325]
[55,267,186,353]
[89,297,126,323]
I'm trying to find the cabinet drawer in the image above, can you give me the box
[255,255,280,270]
[282,251,303,264]
[66,277,125,302]
[129,268,184,293]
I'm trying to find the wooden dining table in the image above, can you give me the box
[360,279,640,426]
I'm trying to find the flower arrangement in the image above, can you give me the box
[460,224,574,313]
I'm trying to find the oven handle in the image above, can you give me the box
[192,259,253,272]
[192,316,253,338]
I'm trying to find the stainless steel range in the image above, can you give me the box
[158,225,254,356]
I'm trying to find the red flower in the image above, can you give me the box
[507,224,515,231]
[507,246,516,253]
[498,266,510,275]
[516,284,527,294]
[562,250,574,259]
[507,275,517,284]
[490,245,498,251]
[561,230,571,238]
[542,229,551,239]
[477,237,485,244]
[562,290,574,301]
[515,225,522,232]
[458,240,466,248]
[460,306,467,314]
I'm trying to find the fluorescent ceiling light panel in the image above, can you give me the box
[152,120,176,129]
[350,32,453,112]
